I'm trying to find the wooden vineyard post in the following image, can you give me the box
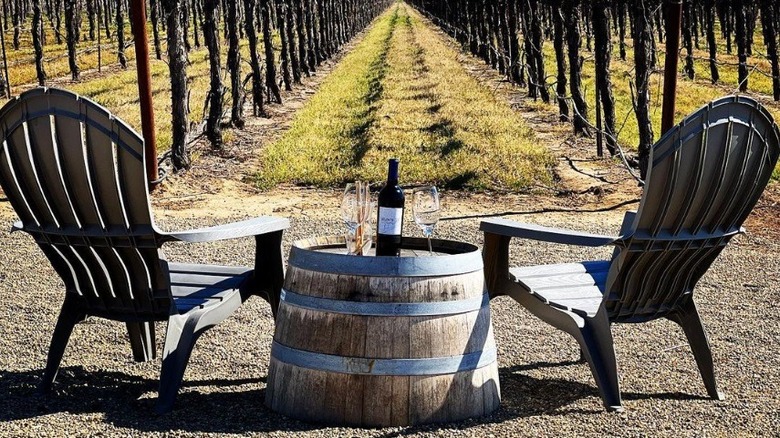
[130,0,159,188]
[662,0,683,135]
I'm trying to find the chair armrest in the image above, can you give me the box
[159,216,290,243]
[479,217,619,247]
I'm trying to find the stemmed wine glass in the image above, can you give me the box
[341,183,359,236]
[413,186,440,256]
[342,182,373,255]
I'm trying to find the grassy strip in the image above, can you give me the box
[256,4,553,190]
[255,7,399,189]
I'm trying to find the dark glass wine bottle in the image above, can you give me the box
[376,158,404,256]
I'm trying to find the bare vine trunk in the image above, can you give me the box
[593,0,616,155]
[227,0,244,127]
[64,0,79,80]
[86,0,95,40]
[552,1,568,121]
[632,0,654,179]
[32,0,46,85]
[306,0,318,69]
[285,0,302,83]
[295,0,310,76]
[150,0,162,59]
[116,0,127,68]
[277,0,293,91]
[54,0,62,44]
[760,0,780,100]
[705,0,719,83]
[191,0,200,48]
[618,0,627,60]
[563,0,589,135]
[735,3,748,91]
[163,0,191,170]
[244,0,266,116]
[12,0,19,50]
[682,0,695,79]
[262,0,283,102]
[528,0,549,102]
[204,0,223,148]
[506,0,523,85]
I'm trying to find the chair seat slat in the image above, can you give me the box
[511,261,608,318]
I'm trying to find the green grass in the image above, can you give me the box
[256,3,553,190]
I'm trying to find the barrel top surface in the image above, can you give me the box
[288,236,483,277]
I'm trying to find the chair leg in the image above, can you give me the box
[127,322,156,362]
[39,296,85,394]
[155,314,200,414]
[574,309,623,412]
[667,298,725,401]
[253,230,285,317]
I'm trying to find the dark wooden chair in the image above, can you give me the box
[0,88,289,413]
[481,96,780,411]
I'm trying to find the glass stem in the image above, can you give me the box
[427,235,433,256]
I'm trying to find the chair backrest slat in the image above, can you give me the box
[670,120,708,235]
[83,106,130,229]
[723,127,775,231]
[115,118,151,228]
[23,94,82,229]
[705,119,752,234]
[648,133,682,236]
[0,88,170,320]
[607,96,780,323]
[0,139,38,225]
[52,104,105,229]
[4,117,58,227]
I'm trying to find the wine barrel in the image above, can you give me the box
[265,236,500,427]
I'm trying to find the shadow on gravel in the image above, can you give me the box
[0,367,319,434]
[496,361,710,416]
[0,361,709,433]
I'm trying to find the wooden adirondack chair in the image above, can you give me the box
[481,96,780,412]
[0,88,289,414]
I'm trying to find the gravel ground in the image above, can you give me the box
[1,193,779,437]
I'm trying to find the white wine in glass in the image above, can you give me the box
[413,186,440,255]
[342,183,359,231]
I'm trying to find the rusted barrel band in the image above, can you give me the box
[280,289,488,316]
[270,341,497,376]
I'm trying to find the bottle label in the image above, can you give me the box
[378,207,403,235]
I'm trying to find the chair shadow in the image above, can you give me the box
[0,367,319,434]
[0,361,711,433]
[498,361,708,411]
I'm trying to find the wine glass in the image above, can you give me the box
[413,186,440,255]
[360,200,377,255]
[341,183,359,253]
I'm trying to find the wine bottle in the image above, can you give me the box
[376,158,404,256]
